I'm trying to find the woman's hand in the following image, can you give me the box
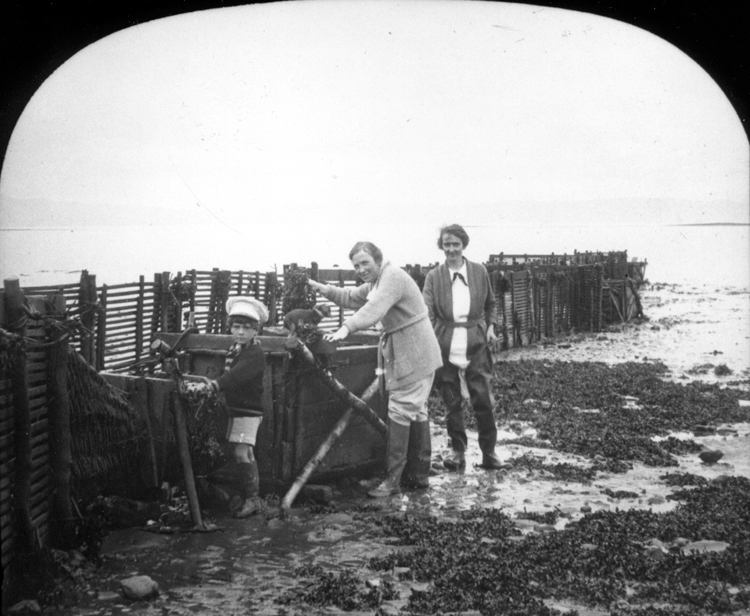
[307,279,327,294]
[323,325,349,342]
[486,325,498,343]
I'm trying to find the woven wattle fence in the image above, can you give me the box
[67,349,145,495]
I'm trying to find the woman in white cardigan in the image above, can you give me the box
[308,241,442,497]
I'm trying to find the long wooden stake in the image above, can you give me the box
[281,378,379,510]
[285,337,387,438]
[172,391,204,529]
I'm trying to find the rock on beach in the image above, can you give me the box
[120,575,160,600]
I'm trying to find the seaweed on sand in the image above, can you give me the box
[364,476,750,614]
[479,360,746,468]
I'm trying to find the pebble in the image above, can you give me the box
[643,545,667,561]
[698,450,724,464]
[681,540,730,554]
[8,600,41,614]
[120,575,160,600]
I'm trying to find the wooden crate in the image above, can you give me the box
[102,333,387,493]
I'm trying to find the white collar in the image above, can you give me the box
[448,259,467,277]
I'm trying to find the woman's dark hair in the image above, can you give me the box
[227,314,260,330]
[349,241,384,264]
[437,224,470,249]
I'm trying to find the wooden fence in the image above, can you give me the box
[19,252,645,373]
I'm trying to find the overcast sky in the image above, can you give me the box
[0,0,747,280]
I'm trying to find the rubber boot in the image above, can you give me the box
[402,421,432,490]
[368,420,410,498]
[234,461,262,518]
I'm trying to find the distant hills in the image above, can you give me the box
[0,196,220,228]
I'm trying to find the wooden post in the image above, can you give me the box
[265,272,278,326]
[237,270,244,295]
[160,272,170,332]
[207,268,219,333]
[96,284,107,371]
[218,270,231,334]
[173,271,183,331]
[151,273,162,340]
[172,392,204,529]
[188,270,197,321]
[46,291,74,545]
[78,271,97,365]
[253,271,260,299]
[135,275,145,363]
[4,278,36,553]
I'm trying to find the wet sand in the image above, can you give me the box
[44,282,750,615]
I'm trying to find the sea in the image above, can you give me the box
[1,222,748,289]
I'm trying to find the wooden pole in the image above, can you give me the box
[172,392,204,529]
[3,277,36,553]
[218,270,231,334]
[46,291,74,545]
[285,337,387,437]
[282,378,379,510]
[135,275,145,363]
[266,272,278,326]
[150,272,162,340]
[160,271,170,332]
[96,284,107,371]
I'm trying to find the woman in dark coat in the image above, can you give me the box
[422,224,506,470]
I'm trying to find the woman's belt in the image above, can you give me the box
[439,318,483,328]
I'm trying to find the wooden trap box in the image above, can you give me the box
[103,332,387,493]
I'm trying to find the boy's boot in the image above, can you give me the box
[234,461,262,518]
[402,420,432,490]
[368,420,410,498]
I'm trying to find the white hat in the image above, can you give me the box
[226,296,269,324]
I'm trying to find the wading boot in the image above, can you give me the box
[402,420,432,490]
[234,461,262,518]
[443,449,466,471]
[368,420,410,498]
[480,451,509,470]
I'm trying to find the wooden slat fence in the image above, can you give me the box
[19,251,644,372]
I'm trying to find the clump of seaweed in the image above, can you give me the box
[277,566,399,610]
[601,488,640,499]
[714,364,733,376]
[660,472,708,487]
[281,266,317,315]
[473,360,747,469]
[361,476,750,614]
[507,452,597,483]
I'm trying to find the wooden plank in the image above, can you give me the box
[136,377,160,487]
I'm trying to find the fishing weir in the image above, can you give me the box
[0,250,646,604]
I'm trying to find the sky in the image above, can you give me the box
[0,0,748,282]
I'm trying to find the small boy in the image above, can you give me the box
[203,296,269,518]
